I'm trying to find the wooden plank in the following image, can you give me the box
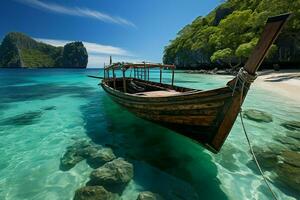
[128,107,219,116]
[102,82,232,103]
[244,13,290,74]
[103,67,106,79]
[87,75,104,79]
[105,62,175,70]
[113,68,116,89]
[109,95,225,110]
[211,13,291,152]
[122,70,126,93]
[160,68,162,83]
[135,113,216,126]
[171,68,175,86]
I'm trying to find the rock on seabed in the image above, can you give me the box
[87,148,116,169]
[276,151,300,193]
[73,186,119,200]
[243,109,273,123]
[137,191,164,200]
[60,140,115,171]
[89,158,134,187]
[286,131,300,140]
[281,121,300,131]
[274,136,300,152]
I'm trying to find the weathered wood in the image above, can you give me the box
[244,13,290,75]
[105,62,175,70]
[87,75,104,79]
[171,68,175,86]
[160,68,162,83]
[113,68,116,89]
[122,69,126,93]
[144,62,146,81]
[103,66,106,80]
[134,68,136,78]
[211,13,291,151]
[99,14,289,153]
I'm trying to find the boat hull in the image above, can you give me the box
[101,79,237,153]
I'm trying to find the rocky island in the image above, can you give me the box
[0,32,88,68]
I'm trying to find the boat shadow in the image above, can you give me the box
[80,93,228,200]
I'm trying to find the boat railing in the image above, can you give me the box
[103,61,176,92]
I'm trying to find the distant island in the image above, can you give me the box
[0,32,88,68]
[163,0,300,70]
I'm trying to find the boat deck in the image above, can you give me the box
[134,90,180,97]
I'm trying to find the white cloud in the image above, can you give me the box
[17,0,136,27]
[36,38,141,68]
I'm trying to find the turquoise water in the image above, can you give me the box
[0,69,299,200]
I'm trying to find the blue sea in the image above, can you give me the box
[0,69,299,200]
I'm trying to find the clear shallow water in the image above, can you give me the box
[0,69,299,200]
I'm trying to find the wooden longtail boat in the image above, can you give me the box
[99,14,290,153]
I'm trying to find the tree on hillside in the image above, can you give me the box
[163,0,300,69]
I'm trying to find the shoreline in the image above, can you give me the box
[184,68,300,102]
[255,70,300,102]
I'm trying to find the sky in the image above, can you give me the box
[0,0,221,68]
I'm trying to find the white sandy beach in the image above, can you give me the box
[254,70,300,102]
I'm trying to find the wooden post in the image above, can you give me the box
[113,68,116,89]
[171,68,175,86]
[134,67,136,78]
[139,67,142,79]
[144,62,146,80]
[122,68,127,92]
[103,63,106,80]
[160,67,162,83]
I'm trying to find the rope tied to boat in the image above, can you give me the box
[232,67,257,97]
[232,68,278,200]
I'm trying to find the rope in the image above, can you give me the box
[232,67,278,200]
[232,67,257,97]
[239,111,279,200]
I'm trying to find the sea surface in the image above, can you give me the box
[0,68,299,200]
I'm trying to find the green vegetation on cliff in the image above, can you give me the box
[163,0,300,69]
[0,32,88,68]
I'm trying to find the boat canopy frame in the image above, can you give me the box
[103,62,176,93]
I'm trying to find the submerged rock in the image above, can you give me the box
[89,158,134,187]
[0,111,43,126]
[281,121,300,131]
[251,146,280,170]
[42,106,56,111]
[243,109,273,123]
[74,186,119,200]
[137,191,164,200]
[279,151,300,168]
[286,131,300,140]
[60,140,111,171]
[274,136,300,151]
[60,148,85,171]
[87,148,116,169]
[275,151,300,193]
